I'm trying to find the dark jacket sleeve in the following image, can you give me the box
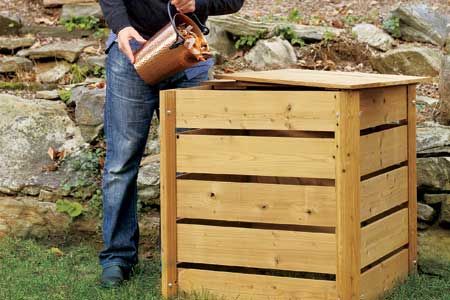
[196,0,245,16]
[99,0,131,34]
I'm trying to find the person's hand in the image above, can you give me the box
[171,0,196,13]
[117,26,146,63]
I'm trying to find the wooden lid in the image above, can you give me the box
[215,69,431,89]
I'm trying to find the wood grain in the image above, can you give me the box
[361,167,409,221]
[178,269,337,300]
[361,209,409,268]
[177,224,337,274]
[177,135,336,178]
[177,180,336,226]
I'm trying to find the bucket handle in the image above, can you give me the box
[167,1,210,49]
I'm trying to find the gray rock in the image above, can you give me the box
[417,157,450,191]
[370,45,442,77]
[418,202,436,222]
[390,4,450,46]
[137,160,160,206]
[416,95,439,106]
[352,23,394,51]
[72,86,106,143]
[245,37,297,70]
[61,3,103,20]
[36,90,60,100]
[424,194,449,205]
[36,61,71,83]
[0,12,21,35]
[145,139,160,156]
[0,94,85,195]
[19,25,93,39]
[0,56,33,73]
[417,123,450,155]
[206,21,236,57]
[0,36,35,51]
[86,55,106,68]
[17,40,95,63]
[440,196,450,226]
[0,196,70,238]
[291,24,344,42]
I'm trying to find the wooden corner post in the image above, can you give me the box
[160,90,178,297]
[335,91,361,300]
[407,85,418,273]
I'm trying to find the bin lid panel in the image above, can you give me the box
[216,69,430,89]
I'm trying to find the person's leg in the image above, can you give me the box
[100,41,158,272]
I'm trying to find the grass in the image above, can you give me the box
[0,237,449,300]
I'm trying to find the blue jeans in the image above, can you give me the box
[99,40,211,270]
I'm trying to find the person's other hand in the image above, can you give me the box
[171,0,196,14]
[117,26,146,63]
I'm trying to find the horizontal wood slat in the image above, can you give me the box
[360,126,408,176]
[360,86,407,130]
[178,269,337,300]
[361,249,409,300]
[361,209,409,268]
[175,90,338,131]
[360,167,409,221]
[178,224,337,274]
[177,135,336,178]
[177,180,336,226]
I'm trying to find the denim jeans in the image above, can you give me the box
[99,40,211,270]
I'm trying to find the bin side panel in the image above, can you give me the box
[360,249,409,300]
[175,90,338,131]
[360,126,408,176]
[178,269,337,300]
[360,86,407,130]
[361,208,409,268]
[360,166,408,222]
[177,135,336,179]
[160,90,178,297]
[177,224,337,274]
[177,180,337,226]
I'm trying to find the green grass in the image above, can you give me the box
[0,237,449,300]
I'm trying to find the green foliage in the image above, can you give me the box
[342,14,362,26]
[69,64,90,84]
[234,32,263,49]
[56,199,83,218]
[322,30,336,44]
[58,89,72,103]
[287,8,302,23]
[93,27,109,39]
[276,25,305,47]
[0,81,27,90]
[383,16,401,38]
[91,65,106,78]
[61,16,100,32]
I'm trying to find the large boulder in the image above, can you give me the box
[0,12,21,35]
[370,45,442,77]
[417,157,450,191]
[205,21,236,57]
[17,40,96,63]
[417,202,436,222]
[389,4,450,46]
[417,123,450,155]
[36,61,71,83]
[61,3,103,20]
[0,36,35,51]
[0,197,70,239]
[0,94,85,195]
[245,37,297,70]
[0,57,33,73]
[137,159,160,206]
[352,23,394,51]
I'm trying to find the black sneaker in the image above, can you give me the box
[100,266,131,288]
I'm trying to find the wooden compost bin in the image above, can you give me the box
[160,69,428,300]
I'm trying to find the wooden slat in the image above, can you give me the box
[361,167,408,221]
[407,85,418,273]
[361,249,409,300]
[360,86,407,130]
[178,269,337,300]
[360,126,408,176]
[361,209,409,267]
[177,224,337,274]
[177,180,336,226]
[177,135,336,178]
[175,90,338,131]
[335,91,361,300]
[217,69,429,89]
[160,90,178,297]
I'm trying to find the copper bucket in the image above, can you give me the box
[133,2,210,85]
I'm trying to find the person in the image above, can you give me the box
[98,0,245,288]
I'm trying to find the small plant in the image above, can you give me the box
[322,30,336,44]
[93,27,109,39]
[91,65,106,78]
[61,16,100,32]
[276,25,305,47]
[69,64,90,83]
[234,32,264,49]
[287,8,302,23]
[58,89,72,103]
[342,14,362,26]
[56,199,83,218]
[383,16,401,38]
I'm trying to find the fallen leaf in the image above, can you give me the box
[49,247,64,257]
